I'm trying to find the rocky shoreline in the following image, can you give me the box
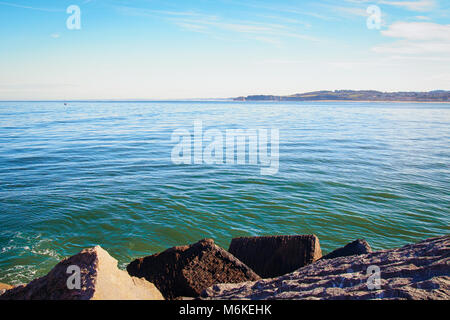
[0,235,448,300]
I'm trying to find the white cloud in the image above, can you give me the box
[373,40,450,54]
[378,0,436,12]
[345,0,436,12]
[381,22,450,41]
[414,16,431,20]
[373,21,450,55]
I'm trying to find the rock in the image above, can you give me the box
[321,239,372,260]
[0,283,13,296]
[0,283,13,290]
[228,235,322,278]
[202,235,450,300]
[0,246,163,300]
[127,239,261,299]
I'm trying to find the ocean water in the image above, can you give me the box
[0,101,449,284]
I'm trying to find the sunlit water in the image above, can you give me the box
[0,101,449,284]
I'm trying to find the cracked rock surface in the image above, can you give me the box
[202,236,450,300]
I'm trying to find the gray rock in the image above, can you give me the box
[321,239,372,260]
[228,235,322,278]
[203,235,450,300]
[0,246,164,300]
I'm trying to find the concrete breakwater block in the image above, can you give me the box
[127,238,261,299]
[228,234,322,278]
[0,246,163,300]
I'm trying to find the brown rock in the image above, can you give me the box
[228,235,322,278]
[0,283,13,290]
[202,235,450,300]
[0,283,13,296]
[0,246,163,300]
[321,239,372,260]
[127,239,261,299]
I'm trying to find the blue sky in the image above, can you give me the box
[0,0,449,99]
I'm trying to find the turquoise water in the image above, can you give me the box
[0,101,449,284]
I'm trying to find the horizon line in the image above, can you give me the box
[1,89,449,102]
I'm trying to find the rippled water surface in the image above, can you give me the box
[0,101,449,284]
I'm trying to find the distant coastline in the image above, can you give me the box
[2,91,450,103]
[234,90,450,102]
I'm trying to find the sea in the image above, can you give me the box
[0,100,449,284]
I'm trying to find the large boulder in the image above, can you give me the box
[321,239,372,260]
[127,239,261,299]
[228,235,322,278]
[0,246,163,300]
[202,235,450,300]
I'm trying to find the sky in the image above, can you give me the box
[0,0,449,100]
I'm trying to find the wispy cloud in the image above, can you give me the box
[252,59,310,65]
[346,0,437,12]
[379,0,436,12]
[0,1,62,12]
[336,7,369,17]
[252,13,312,28]
[173,18,319,43]
[414,15,432,20]
[212,0,337,21]
[113,5,319,44]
